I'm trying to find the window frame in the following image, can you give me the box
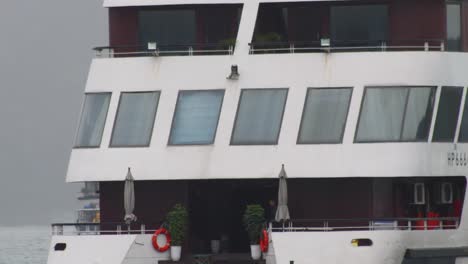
[230,88,289,146]
[73,92,112,149]
[297,87,353,145]
[109,90,161,148]
[354,86,437,143]
[168,89,225,146]
[432,86,464,143]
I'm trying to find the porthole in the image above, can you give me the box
[54,243,66,251]
[351,239,372,247]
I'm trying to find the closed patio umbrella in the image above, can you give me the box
[124,167,137,224]
[275,164,290,222]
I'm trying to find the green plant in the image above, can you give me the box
[254,32,283,42]
[242,204,265,244]
[167,204,188,246]
[218,38,237,49]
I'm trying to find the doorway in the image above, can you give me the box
[188,179,277,254]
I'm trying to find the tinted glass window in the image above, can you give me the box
[356,87,435,142]
[75,93,111,148]
[110,92,160,147]
[253,3,324,44]
[298,88,352,144]
[231,89,288,145]
[447,3,461,51]
[433,87,463,142]
[138,5,242,50]
[170,90,224,145]
[458,92,468,142]
[331,5,388,46]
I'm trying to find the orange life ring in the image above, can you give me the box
[151,228,171,252]
[260,229,269,253]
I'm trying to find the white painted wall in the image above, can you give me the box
[47,235,135,264]
[272,229,468,264]
[67,52,468,182]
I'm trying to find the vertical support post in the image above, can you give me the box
[117,225,122,235]
[424,42,429,51]
[441,42,445,51]
[141,224,146,234]
[408,220,412,231]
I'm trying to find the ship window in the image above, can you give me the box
[231,89,288,145]
[298,88,352,144]
[75,93,111,148]
[356,87,435,143]
[138,4,243,51]
[169,90,224,145]
[110,92,160,147]
[447,3,462,51]
[433,87,463,142]
[458,91,468,142]
[330,5,388,47]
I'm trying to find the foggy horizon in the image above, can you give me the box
[0,0,107,226]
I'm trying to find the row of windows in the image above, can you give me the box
[129,1,463,53]
[75,86,468,148]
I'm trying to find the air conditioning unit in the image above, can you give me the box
[413,183,425,204]
[441,183,454,204]
[434,182,453,204]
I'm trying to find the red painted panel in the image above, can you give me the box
[100,181,188,231]
[109,7,138,48]
[389,0,445,46]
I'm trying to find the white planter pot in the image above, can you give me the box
[211,240,221,254]
[171,246,182,261]
[250,245,261,260]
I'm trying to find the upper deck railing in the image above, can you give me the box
[249,39,447,54]
[93,39,448,58]
[94,43,235,58]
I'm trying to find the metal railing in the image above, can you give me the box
[249,39,447,54]
[51,222,165,236]
[271,217,460,232]
[93,43,235,58]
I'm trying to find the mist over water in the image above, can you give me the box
[0,226,50,264]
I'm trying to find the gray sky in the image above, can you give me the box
[0,0,107,225]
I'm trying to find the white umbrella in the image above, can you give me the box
[124,168,137,224]
[275,164,290,222]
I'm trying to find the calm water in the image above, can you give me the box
[0,226,50,264]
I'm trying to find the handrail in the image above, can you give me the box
[51,221,165,236]
[248,39,447,54]
[93,42,236,58]
[271,217,460,232]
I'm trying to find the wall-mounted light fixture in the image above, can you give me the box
[147,42,157,51]
[227,65,240,80]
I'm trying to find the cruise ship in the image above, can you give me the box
[47,0,468,263]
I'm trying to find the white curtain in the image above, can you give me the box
[75,93,111,147]
[401,88,434,141]
[231,89,288,144]
[356,88,407,142]
[170,90,224,144]
[111,92,159,147]
[298,88,352,143]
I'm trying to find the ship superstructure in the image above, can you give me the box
[48,0,468,264]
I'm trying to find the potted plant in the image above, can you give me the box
[167,204,188,261]
[242,204,265,260]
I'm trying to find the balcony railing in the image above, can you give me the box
[271,217,460,232]
[93,43,235,58]
[51,222,164,236]
[51,217,460,236]
[249,39,447,54]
